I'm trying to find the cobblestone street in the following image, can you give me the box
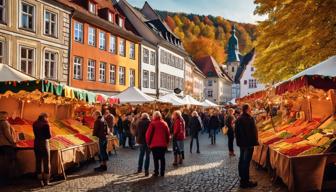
[2,134,287,192]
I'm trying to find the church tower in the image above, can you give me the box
[226,24,240,80]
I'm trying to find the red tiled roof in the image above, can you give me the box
[56,0,141,42]
[196,55,232,81]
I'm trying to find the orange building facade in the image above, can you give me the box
[65,0,141,94]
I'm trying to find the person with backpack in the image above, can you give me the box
[93,111,108,172]
[146,111,170,177]
[189,111,202,153]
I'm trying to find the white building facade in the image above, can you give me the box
[140,44,157,96]
[239,55,266,97]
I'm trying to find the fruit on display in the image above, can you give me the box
[319,116,336,134]
[16,140,34,148]
[306,133,324,145]
[62,119,92,134]
[74,133,94,143]
[8,117,26,125]
[256,112,336,157]
[278,131,293,139]
[298,147,324,156]
[281,145,313,157]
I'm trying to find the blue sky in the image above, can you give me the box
[126,0,266,24]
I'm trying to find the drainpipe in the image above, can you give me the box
[67,12,73,86]
[156,44,159,99]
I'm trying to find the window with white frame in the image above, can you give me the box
[109,35,116,54]
[108,12,113,23]
[207,90,213,97]
[129,69,135,87]
[73,56,82,79]
[99,31,106,50]
[74,21,83,42]
[143,70,149,88]
[119,66,125,85]
[87,59,95,81]
[99,62,106,82]
[20,46,34,75]
[150,51,155,65]
[0,0,6,23]
[118,17,123,28]
[109,64,116,84]
[0,41,4,63]
[143,48,149,64]
[88,1,96,14]
[20,2,35,30]
[129,42,135,59]
[44,51,57,79]
[44,11,57,37]
[88,26,96,46]
[150,72,156,89]
[119,38,125,56]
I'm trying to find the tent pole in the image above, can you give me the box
[20,100,24,119]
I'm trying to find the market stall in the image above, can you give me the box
[239,56,336,191]
[202,99,219,108]
[182,95,203,106]
[0,79,119,178]
[160,93,185,106]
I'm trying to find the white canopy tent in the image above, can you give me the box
[0,64,36,81]
[160,93,185,106]
[202,99,219,107]
[228,98,236,105]
[182,95,203,106]
[288,56,336,80]
[116,87,157,104]
[274,56,336,88]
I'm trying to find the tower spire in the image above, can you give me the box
[227,24,240,62]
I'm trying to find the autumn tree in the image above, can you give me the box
[184,37,227,64]
[253,0,336,83]
[165,16,176,30]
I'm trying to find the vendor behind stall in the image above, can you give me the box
[0,111,17,182]
[33,113,52,186]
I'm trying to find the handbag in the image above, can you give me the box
[222,125,229,135]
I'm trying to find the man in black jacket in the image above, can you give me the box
[235,104,258,188]
[135,113,151,176]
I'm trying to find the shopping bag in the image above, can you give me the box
[222,126,229,135]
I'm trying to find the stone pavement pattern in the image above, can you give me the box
[2,134,287,192]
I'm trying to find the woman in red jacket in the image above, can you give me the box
[172,110,186,166]
[146,111,170,177]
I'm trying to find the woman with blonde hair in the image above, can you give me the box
[226,108,236,156]
[172,110,186,165]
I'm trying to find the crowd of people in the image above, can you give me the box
[0,104,259,189]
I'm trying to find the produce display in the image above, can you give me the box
[10,117,101,150]
[257,114,336,157]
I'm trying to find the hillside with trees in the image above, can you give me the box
[156,10,256,64]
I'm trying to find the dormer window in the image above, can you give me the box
[118,17,123,28]
[88,1,96,14]
[108,12,113,23]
